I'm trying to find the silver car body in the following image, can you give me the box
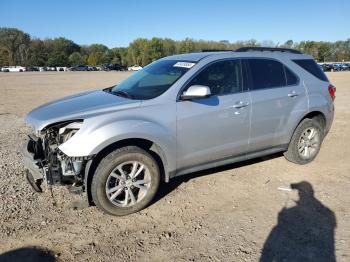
[25,51,334,183]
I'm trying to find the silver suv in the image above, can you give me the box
[22,47,335,216]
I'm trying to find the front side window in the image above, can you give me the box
[187,60,242,96]
[247,59,286,90]
[110,60,193,99]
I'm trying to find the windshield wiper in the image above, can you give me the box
[113,90,134,99]
[103,86,113,93]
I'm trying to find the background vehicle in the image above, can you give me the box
[1,66,26,72]
[102,64,126,71]
[323,63,334,72]
[128,64,142,71]
[22,47,335,216]
[340,63,349,70]
[332,63,348,71]
[26,66,40,71]
[56,67,67,71]
[71,65,89,71]
[88,66,98,71]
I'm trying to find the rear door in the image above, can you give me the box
[244,58,306,152]
[176,59,251,171]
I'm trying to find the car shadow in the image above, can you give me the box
[153,153,282,204]
[0,247,56,262]
[260,181,336,262]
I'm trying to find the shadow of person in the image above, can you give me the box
[260,181,337,262]
[0,247,56,262]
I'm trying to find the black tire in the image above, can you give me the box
[91,146,160,216]
[284,118,324,165]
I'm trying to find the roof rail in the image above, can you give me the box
[235,47,302,54]
[201,49,231,52]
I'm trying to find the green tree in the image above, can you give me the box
[47,51,68,66]
[244,39,260,47]
[86,44,108,54]
[102,49,114,64]
[162,38,176,56]
[317,42,332,62]
[69,52,85,66]
[2,27,350,67]
[27,39,47,66]
[84,44,110,65]
[144,37,164,64]
[177,38,195,53]
[0,27,30,65]
[281,40,294,48]
[87,52,99,66]
[43,37,80,66]
[0,49,9,66]
[128,38,148,65]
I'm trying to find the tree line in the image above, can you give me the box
[0,27,349,68]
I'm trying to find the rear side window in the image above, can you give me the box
[187,60,242,96]
[247,59,286,90]
[292,59,328,82]
[285,66,298,85]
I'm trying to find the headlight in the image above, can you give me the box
[58,121,84,144]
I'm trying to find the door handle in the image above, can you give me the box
[232,101,249,109]
[288,91,300,97]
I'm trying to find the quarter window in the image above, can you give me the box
[187,60,242,96]
[292,59,328,82]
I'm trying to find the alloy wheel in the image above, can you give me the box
[297,127,320,160]
[105,161,151,207]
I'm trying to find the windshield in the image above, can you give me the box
[109,60,194,100]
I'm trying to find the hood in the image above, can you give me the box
[26,90,141,131]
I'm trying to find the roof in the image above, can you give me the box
[162,48,309,62]
[235,47,302,54]
[163,52,229,62]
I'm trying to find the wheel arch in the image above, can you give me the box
[287,110,327,147]
[302,111,326,130]
[84,138,168,206]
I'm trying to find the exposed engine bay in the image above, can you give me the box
[24,120,91,192]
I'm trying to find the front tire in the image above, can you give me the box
[91,146,160,216]
[284,118,324,165]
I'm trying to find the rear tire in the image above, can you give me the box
[284,118,324,165]
[91,146,160,216]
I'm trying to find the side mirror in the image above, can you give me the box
[181,85,211,100]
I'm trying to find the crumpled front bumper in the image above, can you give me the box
[20,137,44,182]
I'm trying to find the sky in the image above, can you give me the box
[0,0,349,48]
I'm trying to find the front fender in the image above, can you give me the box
[59,119,177,171]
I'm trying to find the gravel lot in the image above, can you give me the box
[0,71,349,261]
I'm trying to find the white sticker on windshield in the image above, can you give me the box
[173,62,196,68]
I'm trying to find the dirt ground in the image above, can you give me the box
[0,71,349,261]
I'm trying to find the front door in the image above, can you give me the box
[176,59,251,171]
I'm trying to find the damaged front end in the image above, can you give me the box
[21,120,92,193]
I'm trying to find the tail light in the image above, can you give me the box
[328,84,336,101]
